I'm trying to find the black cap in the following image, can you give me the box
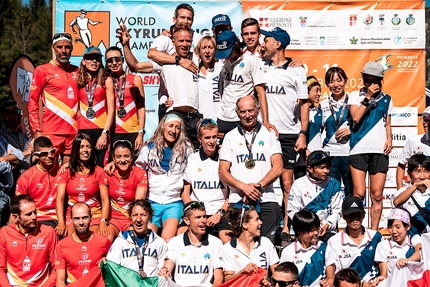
[307,150,333,167]
[342,196,365,215]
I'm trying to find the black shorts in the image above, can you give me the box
[349,153,389,175]
[279,134,298,169]
[179,215,231,236]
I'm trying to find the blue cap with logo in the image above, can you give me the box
[215,30,238,59]
[212,14,231,28]
[261,27,291,48]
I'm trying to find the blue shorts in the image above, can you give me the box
[149,200,184,228]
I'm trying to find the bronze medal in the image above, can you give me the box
[245,158,255,169]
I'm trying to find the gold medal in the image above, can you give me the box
[245,158,255,169]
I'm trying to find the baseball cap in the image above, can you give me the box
[307,150,333,167]
[215,30,238,59]
[342,196,365,216]
[419,106,430,119]
[261,27,291,48]
[212,14,231,28]
[362,61,384,78]
[83,46,102,57]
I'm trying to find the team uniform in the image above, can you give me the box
[107,167,148,231]
[15,165,60,222]
[29,61,79,155]
[374,235,421,275]
[0,223,57,287]
[107,229,167,276]
[78,82,109,167]
[59,166,108,225]
[136,142,193,227]
[166,231,223,287]
[198,61,223,121]
[288,175,344,235]
[222,236,279,274]
[260,59,307,168]
[393,186,430,236]
[151,31,201,55]
[326,228,382,281]
[280,240,327,287]
[308,105,323,152]
[55,232,111,284]
[219,122,282,242]
[398,134,430,166]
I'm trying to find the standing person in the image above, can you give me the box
[135,114,193,242]
[259,27,308,246]
[396,107,430,189]
[179,119,231,243]
[106,199,168,277]
[77,46,115,167]
[15,136,60,228]
[28,32,79,164]
[56,133,112,238]
[241,18,262,56]
[319,67,353,198]
[159,201,224,286]
[107,139,148,241]
[215,30,276,136]
[105,46,146,152]
[0,195,57,287]
[55,203,111,286]
[307,76,323,153]
[349,61,393,230]
[219,95,283,243]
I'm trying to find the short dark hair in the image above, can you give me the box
[325,66,348,85]
[174,3,194,20]
[407,153,430,175]
[128,199,154,219]
[112,139,134,158]
[0,100,17,114]
[292,209,320,235]
[34,136,54,151]
[274,262,299,281]
[334,268,361,287]
[241,18,260,33]
[10,194,35,215]
[183,201,206,219]
[105,46,123,57]
[173,24,192,38]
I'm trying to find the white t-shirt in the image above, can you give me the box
[198,61,224,121]
[151,32,201,54]
[219,123,282,203]
[398,134,430,165]
[166,232,224,287]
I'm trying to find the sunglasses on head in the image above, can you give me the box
[106,56,124,64]
[53,32,72,41]
[309,151,330,162]
[269,277,298,287]
[198,118,217,129]
[34,148,56,157]
[239,203,251,227]
[183,201,205,213]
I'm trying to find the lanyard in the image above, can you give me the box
[328,95,349,130]
[85,79,97,109]
[131,232,150,276]
[238,122,262,160]
[113,73,127,108]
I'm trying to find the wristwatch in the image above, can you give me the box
[175,55,181,65]
[102,129,110,136]
[138,129,145,134]
[217,209,227,217]
[361,98,370,106]
[101,218,110,225]
[299,130,308,136]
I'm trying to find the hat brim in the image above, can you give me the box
[215,47,233,59]
[342,207,365,216]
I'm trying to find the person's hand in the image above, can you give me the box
[295,134,307,152]
[34,131,43,139]
[334,128,350,141]
[178,58,198,74]
[134,133,143,151]
[207,213,221,227]
[320,223,330,237]
[162,29,172,37]
[117,24,131,46]
[289,58,304,68]
[384,138,393,155]
[367,83,381,98]
[59,162,69,174]
[95,133,108,150]
[241,263,259,274]
[240,183,262,202]
[259,277,271,287]
[165,98,174,109]
[396,258,409,268]
[319,279,330,287]
[158,267,170,278]
[104,161,115,175]
[55,222,67,236]
[98,222,110,237]
[263,121,279,137]
[369,276,386,287]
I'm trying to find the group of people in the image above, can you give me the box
[0,2,429,287]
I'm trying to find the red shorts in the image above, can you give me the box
[110,217,132,232]
[45,133,76,155]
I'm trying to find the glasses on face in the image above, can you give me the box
[106,56,124,64]
[421,117,430,123]
[269,277,298,287]
[363,77,382,85]
[183,201,205,213]
[34,148,56,157]
[84,55,102,62]
[7,109,22,115]
[198,118,217,129]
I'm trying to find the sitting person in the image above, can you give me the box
[280,209,327,287]
[333,268,362,287]
[270,262,300,287]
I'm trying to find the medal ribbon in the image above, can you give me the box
[328,95,349,130]
[238,122,262,163]
[85,78,97,111]
[131,231,150,276]
[113,73,127,110]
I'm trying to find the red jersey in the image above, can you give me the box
[0,224,57,287]
[114,74,140,134]
[55,232,111,283]
[107,166,148,220]
[78,83,108,130]
[60,166,107,219]
[29,61,79,135]
[15,165,60,221]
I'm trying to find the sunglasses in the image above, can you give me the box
[363,77,382,85]
[239,203,251,227]
[183,201,205,213]
[84,55,102,62]
[308,151,330,162]
[269,277,298,287]
[7,109,22,115]
[198,118,217,129]
[106,56,124,64]
[34,148,56,157]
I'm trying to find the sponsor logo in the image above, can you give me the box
[363,14,373,26]
[392,14,401,26]
[406,14,415,26]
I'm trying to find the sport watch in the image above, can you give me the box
[175,55,181,65]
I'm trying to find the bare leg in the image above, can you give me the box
[161,218,179,243]
[369,172,387,230]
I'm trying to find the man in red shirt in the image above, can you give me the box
[0,194,57,287]
[28,32,79,164]
[15,136,59,228]
[55,203,111,286]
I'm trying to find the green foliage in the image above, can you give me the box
[0,0,52,101]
